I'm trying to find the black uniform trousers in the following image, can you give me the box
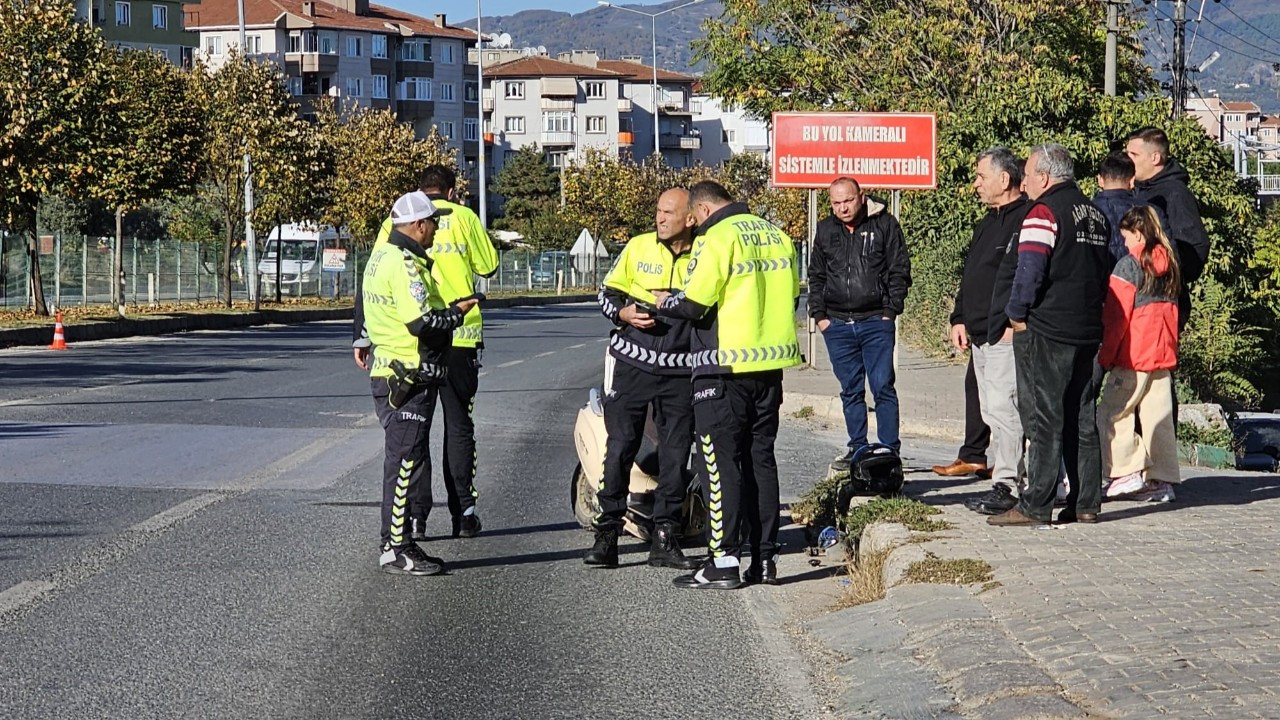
[691,369,784,561]
[960,356,991,465]
[440,347,481,519]
[372,376,439,547]
[595,360,694,531]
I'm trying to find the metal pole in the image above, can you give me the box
[176,242,182,303]
[238,0,258,305]
[1171,0,1188,117]
[806,188,817,369]
[1104,0,1118,96]
[131,239,137,303]
[54,234,61,307]
[891,189,902,375]
[196,241,201,301]
[81,235,87,307]
[476,0,487,228]
[651,14,659,159]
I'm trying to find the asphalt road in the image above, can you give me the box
[0,305,833,720]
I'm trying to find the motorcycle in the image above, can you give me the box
[570,355,707,542]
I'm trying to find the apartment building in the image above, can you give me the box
[595,57,700,168]
[75,0,195,65]
[1186,97,1262,143]
[184,0,480,166]
[692,94,769,167]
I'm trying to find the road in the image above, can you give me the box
[0,304,834,720]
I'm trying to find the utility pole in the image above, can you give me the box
[1104,0,1121,96]
[1171,0,1189,117]
[237,0,258,307]
[476,0,487,229]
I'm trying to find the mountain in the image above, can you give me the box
[459,1,722,74]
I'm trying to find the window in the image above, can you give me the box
[465,82,479,102]
[584,81,605,99]
[722,129,736,143]
[464,118,478,141]
[439,83,455,102]
[347,36,362,57]
[401,39,431,61]
[319,32,338,55]
[302,31,318,53]
[151,4,166,29]
[440,43,455,64]
[543,111,574,134]
[439,121,455,139]
[205,35,222,56]
[504,116,525,134]
[548,151,569,168]
[504,81,525,99]
[115,1,129,26]
[371,75,388,99]
[244,34,261,54]
[346,77,363,98]
[401,77,431,100]
[288,31,302,53]
[371,35,387,58]
[586,116,606,134]
[289,77,303,96]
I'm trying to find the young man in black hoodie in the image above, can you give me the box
[1127,127,1209,329]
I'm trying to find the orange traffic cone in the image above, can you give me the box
[49,311,68,350]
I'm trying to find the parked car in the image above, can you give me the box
[1228,412,1280,472]
[531,251,569,288]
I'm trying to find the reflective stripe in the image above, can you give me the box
[454,325,482,342]
[689,343,801,370]
[389,458,413,545]
[730,257,793,275]
[701,434,725,558]
[609,333,690,369]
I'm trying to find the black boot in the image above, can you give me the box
[744,553,779,585]
[648,523,699,569]
[410,517,428,542]
[583,528,619,567]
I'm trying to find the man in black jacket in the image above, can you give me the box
[1127,126,1209,329]
[950,148,1031,514]
[808,177,912,470]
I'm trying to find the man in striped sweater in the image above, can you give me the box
[988,144,1112,527]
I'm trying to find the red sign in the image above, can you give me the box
[771,112,937,190]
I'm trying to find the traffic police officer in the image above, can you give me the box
[354,191,478,575]
[655,180,801,590]
[584,188,700,571]
[371,166,499,540]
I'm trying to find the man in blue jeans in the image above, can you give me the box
[808,177,912,471]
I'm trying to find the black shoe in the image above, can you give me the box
[829,449,855,474]
[584,528,619,567]
[648,523,699,569]
[410,517,428,542]
[965,483,1017,515]
[673,559,743,590]
[454,513,482,538]
[380,543,444,576]
[743,554,779,585]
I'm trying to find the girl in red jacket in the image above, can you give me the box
[1099,206,1183,502]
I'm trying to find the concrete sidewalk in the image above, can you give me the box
[782,333,1280,717]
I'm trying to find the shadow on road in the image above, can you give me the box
[0,422,98,439]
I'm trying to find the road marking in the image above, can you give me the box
[127,492,228,534]
[568,343,586,349]
[496,359,524,368]
[478,371,488,378]
[0,581,58,617]
[535,351,556,358]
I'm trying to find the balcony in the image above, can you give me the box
[483,132,495,144]
[542,98,575,111]
[617,98,633,113]
[618,131,634,145]
[541,132,576,146]
[284,51,338,74]
[659,133,700,150]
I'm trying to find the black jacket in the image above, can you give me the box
[950,197,1030,346]
[1134,159,1210,292]
[807,197,912,322]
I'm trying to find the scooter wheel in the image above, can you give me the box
[571,464,597,529]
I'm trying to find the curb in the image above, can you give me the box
[0,293,595,349]
[782,390,965,444]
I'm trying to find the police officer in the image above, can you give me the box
[655,180,802,589]
[354,191,478,575]
[584,188,700,571]
[369,166,499,540]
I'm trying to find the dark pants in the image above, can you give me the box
[595,361,694,530]
[960,356,991,465]
[439,347,481,519]
[1013,331,1102,522]
[372,376,439,547]
[691,370,783,560]
[822,317,900,452]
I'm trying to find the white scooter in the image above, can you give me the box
[570,355,706,541]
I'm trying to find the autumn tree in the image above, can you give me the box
[0,0,116,315]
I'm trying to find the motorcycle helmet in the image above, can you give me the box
[836,444,905,514]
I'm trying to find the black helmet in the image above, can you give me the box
[836,444,905,514]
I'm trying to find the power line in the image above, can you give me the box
[1217,0,1280,55]
[1191,8,1280,59]
[1150,5,1277,64]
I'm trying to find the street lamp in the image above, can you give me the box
[237,0,257,306]
[597,0,704,160]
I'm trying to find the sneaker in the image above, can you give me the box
[673,558,743,590]
[1131,481,1176,503]
[830,449,855,474]
[454,512,482,539]
[965,483,1016,515]
[1106,471,1146,498]
[380,543,444,576]
[411,517,428,542]
[743,554,779,585]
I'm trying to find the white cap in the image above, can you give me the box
[390,191,451,225]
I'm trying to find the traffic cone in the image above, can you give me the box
[49,312,68,350]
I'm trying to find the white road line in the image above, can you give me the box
[127,492,227,534]
[568,343,587,349]
[535,351,556,358]
[0,581,58,617]
[496,359,524,368]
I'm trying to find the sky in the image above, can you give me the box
[380,1,676,21]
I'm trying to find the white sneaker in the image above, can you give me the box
[1106,471,1146,498]
[1132,481,1176,503]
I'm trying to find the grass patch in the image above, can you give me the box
[790,471,848,528]
[903,554,994,586]
[791,405,815,420]
[843,497,951,540]
[836,547,890,608]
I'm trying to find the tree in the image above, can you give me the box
[189,50,319,308]
[94,46,202,316]
[317,99,457,250]
[0,0,116,315]
[491,146,560,240]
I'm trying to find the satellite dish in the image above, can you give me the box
[537,45,546,55]
[497,32,512,48]
[521,46,535,56]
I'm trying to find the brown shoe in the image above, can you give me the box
[932,459,987,477]
[987,508,1041,526]
[1057,511,1098,524]
[975,467,993,480]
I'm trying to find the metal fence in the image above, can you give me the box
[1,231,615,309]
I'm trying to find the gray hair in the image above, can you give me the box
[975,147,1023,189]
[1028,143,1074,182]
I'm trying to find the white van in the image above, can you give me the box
[258,224,347,296]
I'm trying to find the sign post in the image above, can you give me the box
[771,111,937,373]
